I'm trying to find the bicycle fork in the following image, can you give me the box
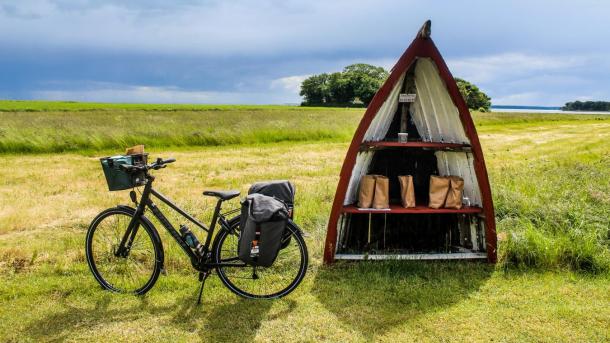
[116,210,143,258]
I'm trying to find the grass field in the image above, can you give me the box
[0,101,609,342]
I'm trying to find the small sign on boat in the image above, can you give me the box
[399,93,416,103]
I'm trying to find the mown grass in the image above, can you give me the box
[0,104,608,341]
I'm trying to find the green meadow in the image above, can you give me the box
[0,101,608,341]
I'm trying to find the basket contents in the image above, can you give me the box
[99,145,148,191]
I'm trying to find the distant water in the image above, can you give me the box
[491,105,610,115]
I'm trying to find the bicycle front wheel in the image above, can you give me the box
[85,207,162,295]
[214,218,308,299]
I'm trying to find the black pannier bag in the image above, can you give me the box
[238,194,289,267]
[248,180,295,248]
[248,180,295,217]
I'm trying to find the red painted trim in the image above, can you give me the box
[323,33,497,264]
[342,205,483,214]
[322,40,424,264]
[424,42,497,263]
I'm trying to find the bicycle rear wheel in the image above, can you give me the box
[85,207,162,295]
[213,218,308,299]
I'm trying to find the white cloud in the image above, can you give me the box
[447,53,587,84]
[4,1,610,106]
[269,75,309,94]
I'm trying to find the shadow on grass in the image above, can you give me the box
[312,260,493,340]
[22,284,291,342]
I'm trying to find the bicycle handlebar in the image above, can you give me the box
[119,157,176,173]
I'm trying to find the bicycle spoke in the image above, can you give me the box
[216,224,306,298]
[89,211,157,293]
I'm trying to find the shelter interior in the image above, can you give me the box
[335,57,487,260]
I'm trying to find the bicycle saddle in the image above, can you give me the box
[202,190,240,201]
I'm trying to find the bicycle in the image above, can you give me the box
[85,156,308,303]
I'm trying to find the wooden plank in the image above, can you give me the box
[342,204,483,214]
[334,252,487,260]
[361,141,470,149]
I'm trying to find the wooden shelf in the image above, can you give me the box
[342,204,483,214]
[361,141,470,150]
[334,252,487,260]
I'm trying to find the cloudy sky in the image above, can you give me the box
[1,0,609,106]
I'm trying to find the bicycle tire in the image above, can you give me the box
[213,217,308,299]
[85,206,163,295]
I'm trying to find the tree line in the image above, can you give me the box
[300,63,491,111]
[562,101,610,111]
[299,64,388,107]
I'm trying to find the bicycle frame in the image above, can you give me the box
[116,174,245,271]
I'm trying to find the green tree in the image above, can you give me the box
[344,64,389,105]
[299,73,329,104]
[455,78,491,112]
[300,63,388,106]
[327,72,353,103]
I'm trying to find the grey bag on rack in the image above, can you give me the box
[238,194,289,267]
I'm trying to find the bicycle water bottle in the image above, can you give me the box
[179,225,204,257]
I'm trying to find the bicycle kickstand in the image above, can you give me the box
[196,271,210,305]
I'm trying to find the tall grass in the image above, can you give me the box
[1,101,607,154]
[0,103,608,273]
[0,108,362,153]
[487,120,610,272]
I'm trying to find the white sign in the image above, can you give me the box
[399,93,416,103]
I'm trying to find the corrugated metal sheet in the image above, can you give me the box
[412,58,470,144]
[344,151,374,205]
[363,73,405,142]
[434,151,482,206]
[344,58,479,207]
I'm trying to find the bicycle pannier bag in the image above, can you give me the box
[428,175,450,209]
[357,175,376,208]
[398,175,416,208]
[372,175,389,209]
[248,180,295,215]
[239,194,289,267]
[444,176,464,209]
[248,180,295,249]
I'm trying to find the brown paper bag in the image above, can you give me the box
[357,175,376,208]
[398,175,416,208]
[428,175,450,209]
[372,175,389,209]
[125,145,145,155]
[444,176,464,209]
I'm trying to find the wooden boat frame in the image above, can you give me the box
[323,21,497,263]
